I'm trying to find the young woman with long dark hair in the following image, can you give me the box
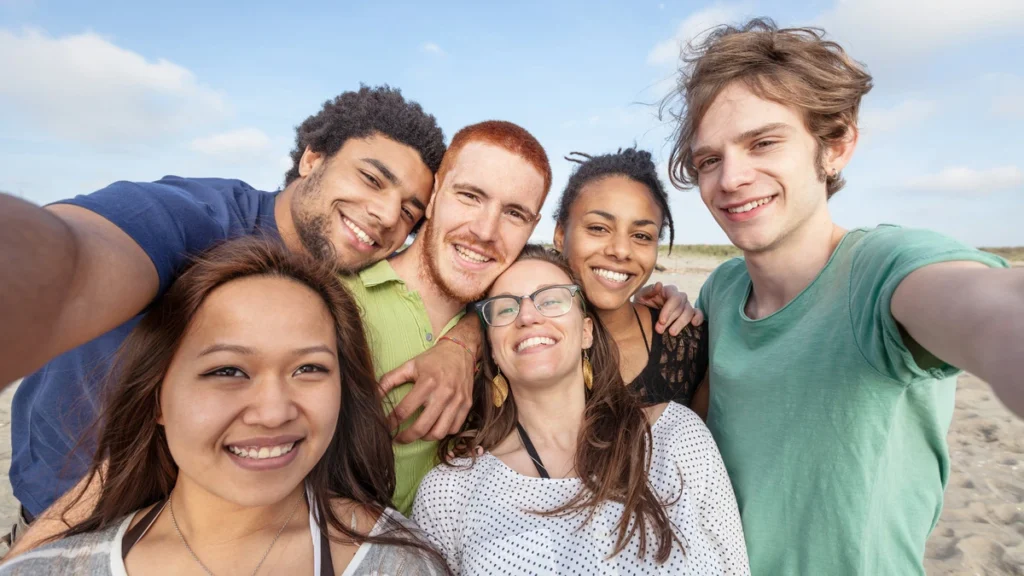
[412,245,748,575]
[0,238,446,575]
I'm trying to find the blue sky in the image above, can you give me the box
[1,0,1022,246]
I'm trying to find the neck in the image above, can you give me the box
[273,183,303,255]
[391,238,466,333]
[743,209,846,318]
[170,476,305,545]
[596,301,639,343]
[511,371,587,451]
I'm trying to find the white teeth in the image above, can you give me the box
[228,442,295,460]
[342,217,376,246]
[515,336,556,352]
[454,245,490,263]
[593,268,630,283]
[727,196,773,214]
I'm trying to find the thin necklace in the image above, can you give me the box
[169,490,304,576]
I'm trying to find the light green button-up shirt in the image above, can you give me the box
[340,260,464,515]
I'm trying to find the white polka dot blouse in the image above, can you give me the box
[412,403,751,575]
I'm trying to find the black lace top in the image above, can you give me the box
[630,306,709,406]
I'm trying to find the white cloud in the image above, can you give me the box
[859,98,938,134]
[905,166,1023,194]
[0,28,228,145]
[421,42,444,55]
[189,128,271,157]
[647,3,748,66]
[817,0,1024,64]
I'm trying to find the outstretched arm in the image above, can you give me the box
[379,313,480,443]
[893,262,1024,417]
[0,195,158,387]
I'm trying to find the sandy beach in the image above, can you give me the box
[0,250,1021,574]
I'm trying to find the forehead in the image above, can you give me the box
[443,142,547,210]
[489,259,571,297]
[574,175,662,223]
[184,276,334,349]
[331,134,433,190]
[693,81,806,149]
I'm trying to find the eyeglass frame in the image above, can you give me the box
[474,284,584,327]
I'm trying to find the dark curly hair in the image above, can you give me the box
[284,85,446,187]
[552,148,675,252]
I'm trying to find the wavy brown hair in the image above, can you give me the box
[55,237,446,569]
[440,245,683,562]
[664,17,873,198]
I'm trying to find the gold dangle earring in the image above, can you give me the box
[492,368,509,408]
[582,350,594,390]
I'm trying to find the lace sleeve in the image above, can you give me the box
[656,321,709,405]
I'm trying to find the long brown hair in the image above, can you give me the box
[56,236,445,567]
[440,245,683,562]
[663,17,873,198]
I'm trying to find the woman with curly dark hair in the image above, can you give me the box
[553,148,710,415]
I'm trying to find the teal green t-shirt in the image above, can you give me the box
[696,225,1008,576]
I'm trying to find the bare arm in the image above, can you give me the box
[892,262,1024,417]
[5,463,105,559]
[0,195,158,387]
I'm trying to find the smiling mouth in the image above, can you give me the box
[453,244,494,264]
[591,267,633,284]
[515,336,556,353]
[226,441,297,460]
[726,195,775,214]
[340,214,377,247]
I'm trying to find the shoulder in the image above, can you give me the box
[0,519,128,576]
[847,225,1004,267]
[651,402,716,453]
[698,257,748,309]
[345,509,447,576]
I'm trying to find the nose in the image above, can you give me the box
[468,204,501,243]
[242,375,299,429]
[514,297,544,328]
[603,230,631,260]
[366,188,402,232]
[718,153,756,194]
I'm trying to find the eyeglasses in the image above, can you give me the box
[476,284,582,327]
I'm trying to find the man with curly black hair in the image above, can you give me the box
[0,85,457,545]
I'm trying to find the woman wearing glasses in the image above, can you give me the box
[412,245,749,575]
[553,149,709,415]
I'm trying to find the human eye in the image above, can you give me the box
[633,232,655,242]
[753,139,778,150]
[586,224,609,234]
[697,156,720,171]
[457,191,480,203]
[401,206,415,222]
[505,208,529,224]
[201,366,248,378]
[360,171,382,189]
[293,364,330,377]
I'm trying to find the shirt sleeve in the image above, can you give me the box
[52,177,242,295]
[848,225,1009,384]
[412,465,469,575]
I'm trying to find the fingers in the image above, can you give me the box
[655,290,684,335]
[386,379,432,432]
[379,361,417,395]
[634,282,666,308]
[394,397,447,444]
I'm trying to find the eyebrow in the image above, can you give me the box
[361,158,401,187]
[198,344,336,358]
[691,122,793,159]
[585,210,658,228]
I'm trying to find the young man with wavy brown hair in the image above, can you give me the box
[669,18,1024,576]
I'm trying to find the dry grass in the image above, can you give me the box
[980,247,1024,262]
[659,244,743,259]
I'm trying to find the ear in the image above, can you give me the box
[581,316,594,350]
[825,124,859,174]
[553,223,566,253]
[298,146,325,178]
[425,174,440,220]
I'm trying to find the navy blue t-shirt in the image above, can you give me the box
[10,176,279,516]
